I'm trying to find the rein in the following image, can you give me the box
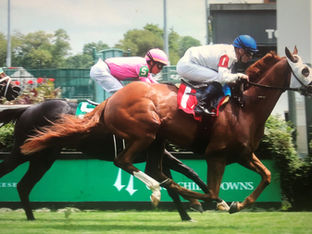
[246,64,311,95]
[246,80,296,92]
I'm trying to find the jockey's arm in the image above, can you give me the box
[138,74,158,84]
[218,66,248,85]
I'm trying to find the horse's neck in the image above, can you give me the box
[243,59,289,122]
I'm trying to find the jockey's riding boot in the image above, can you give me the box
[195,82,223,116]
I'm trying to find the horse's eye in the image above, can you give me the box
[302,67,310,77]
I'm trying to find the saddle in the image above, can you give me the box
[177,79,245,121]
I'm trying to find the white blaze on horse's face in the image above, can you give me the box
[287,53,312,88]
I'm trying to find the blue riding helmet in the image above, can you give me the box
[233,35,258,55]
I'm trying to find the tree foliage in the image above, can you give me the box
[115,27,163,57]
[0,25,201,68]
[4,29,71,68]
[65,41,109,68]
[178,36,201,57]
[82,41,109,58]
[0,33,7,66]
[115,24,201,64]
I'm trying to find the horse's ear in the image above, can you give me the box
[293,46,298,55]
[285,47,297,62]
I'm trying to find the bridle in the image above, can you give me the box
[0,75,12,98]
[246,63,312,96]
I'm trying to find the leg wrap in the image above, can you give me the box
[159,178,173,188]
[159,178,172,187]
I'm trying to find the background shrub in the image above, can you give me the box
[0,123,14,151]
[256,115,312,210]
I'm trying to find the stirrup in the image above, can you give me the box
[196,105,216,116]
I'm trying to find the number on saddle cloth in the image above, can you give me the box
[75,102,96,118]
[177,80,231,119]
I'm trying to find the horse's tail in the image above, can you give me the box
[20,100,108,155]
[0,106,28,127]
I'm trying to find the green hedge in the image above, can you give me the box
[0,123,14,151]
[256,115,312,210]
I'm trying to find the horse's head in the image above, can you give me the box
[285,47,312,96]
[0,76,21,101]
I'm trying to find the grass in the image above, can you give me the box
[0,209,311,234]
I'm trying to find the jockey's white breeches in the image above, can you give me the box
[176,57,219,83]
[90,59,123,94]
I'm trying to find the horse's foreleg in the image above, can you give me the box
[162,179,211,202]
[163,150,205,212]
[17,157,55,220]
[163,150,208,193]
[157,164,192,221]
[229,153,271,214]
[206,157,230,211]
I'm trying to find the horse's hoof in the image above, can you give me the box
[181,216,192,222]
[229,201,239,214]
[190,203,204,213]
[150,190,161,207]
[150,194,159,207]
[27,216,35,221]
[183,219,197,222]
[217,200,230,211]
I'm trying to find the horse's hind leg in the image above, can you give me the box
[17,156,55,220]
[114,139,163,206]
[0,145,28,178]
[0,156,23,178]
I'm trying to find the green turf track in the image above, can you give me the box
[0,209,311,234]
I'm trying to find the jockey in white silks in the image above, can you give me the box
[176,35,258,116]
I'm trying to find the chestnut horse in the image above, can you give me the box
[21,47,312,214]
[0,99,218,221]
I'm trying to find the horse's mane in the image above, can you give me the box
[246,51,281,82]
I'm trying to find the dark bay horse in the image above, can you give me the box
[21,47,312,213]
[0,99,222,221]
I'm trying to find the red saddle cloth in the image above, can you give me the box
[177,83,201,121]
[177,83,229,121]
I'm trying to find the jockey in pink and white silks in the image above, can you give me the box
[90,48,169,94]
[176,35,258,116]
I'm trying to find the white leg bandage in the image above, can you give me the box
[133,171,161,206]
[217,200,230,211]
[133,171,160,190]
